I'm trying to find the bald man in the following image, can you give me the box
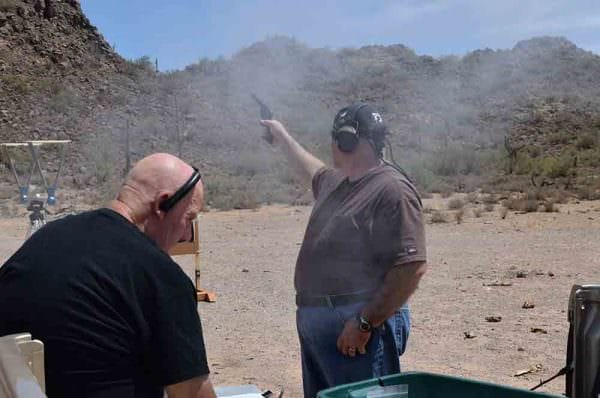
[0,153,216,398]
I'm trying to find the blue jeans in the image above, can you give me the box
[296,302,410,398]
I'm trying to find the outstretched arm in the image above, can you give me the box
[261,119,325,186]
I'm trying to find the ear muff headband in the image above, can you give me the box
[159,166,201,212]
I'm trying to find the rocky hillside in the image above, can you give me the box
[1,0,599,208]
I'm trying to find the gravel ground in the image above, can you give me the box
[1,198,599,397]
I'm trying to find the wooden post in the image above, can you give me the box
[168,218,216,303]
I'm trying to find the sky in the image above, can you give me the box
[80,0,600,71]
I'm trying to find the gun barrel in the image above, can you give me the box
[251,93,273,119]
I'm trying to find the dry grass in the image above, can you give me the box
[502,197,520,211]
[526,190,546,202]
[440,191,453,199]
[543,201,558,213]
[211,189,259,211]
[466,192,478,203]
[576,186,600,201]
[204,175,261,211]
[430,210,447,223]
[0,0,17,12]
[482,194,498,205]
[1,74,30,95]
[448,197,465,210]
[522,199,539,212]
[455,209,465,224]
[503,195,539,213]
[549,190,570,204]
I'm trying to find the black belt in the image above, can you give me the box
[296,291,373,307]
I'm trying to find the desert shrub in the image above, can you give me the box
[576,186,600,201]
[513,152,535,175]
[123,56,155,79]
[494,177,531,193]
[526,189,545,202]
[484,203,495,212]
[430,210,447,223]
[466,192,478,203]
[427,179,452,193]
[473,208,483,218]
[0,0,17,11]
[406,163,444,193]
[543,201,558,212]
[527,145,542,158]
[430,145,483,176]
[230,152,273,176]
[455,209,464,224]
[440,191,453,199]
[502,197,538,212]
[536,154,575,179]
[85,135,119,184]
[543,189,570,204]
[500,207,508,219]
[1,74,29,95]
[576,132,598,150]
[479,149,505,174]
[0,146,31,175]
[580,149,600,168]
[482,194,498,204]
[49,88,79,114]
[548,132,571,145]
[448,197,465,210]
[502,197,520,211]
[522,199,539,212]
[204,175,260,210]
[35,78,63,94]
[211,189,259,211]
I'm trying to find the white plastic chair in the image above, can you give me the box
[0,333,46,397]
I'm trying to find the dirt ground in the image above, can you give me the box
[1,197,599,397]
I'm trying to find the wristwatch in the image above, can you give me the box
[357,315,372,333]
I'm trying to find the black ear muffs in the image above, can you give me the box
[332,104,368,153]
[335,125,360,152]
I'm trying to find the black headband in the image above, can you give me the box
[159,166,201,212]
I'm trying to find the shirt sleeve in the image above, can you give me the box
[371,182,427,270]
[149,285,210,386]
[312,167,343,200]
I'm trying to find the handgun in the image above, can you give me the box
[251,93,274,144]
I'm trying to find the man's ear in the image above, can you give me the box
[153,191,171,219]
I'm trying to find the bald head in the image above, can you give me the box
[125,153,193,199]
[110,153,204,251]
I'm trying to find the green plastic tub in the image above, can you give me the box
[317,372,563,398]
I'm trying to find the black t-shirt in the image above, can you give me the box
[295,164,426,295]
[0,209,209,398]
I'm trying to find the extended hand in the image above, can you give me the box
[336,318,371,357]
[259,119,288,146]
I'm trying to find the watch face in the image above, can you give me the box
[359,318,371,332]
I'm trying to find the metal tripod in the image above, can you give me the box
[1,140,71,238]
